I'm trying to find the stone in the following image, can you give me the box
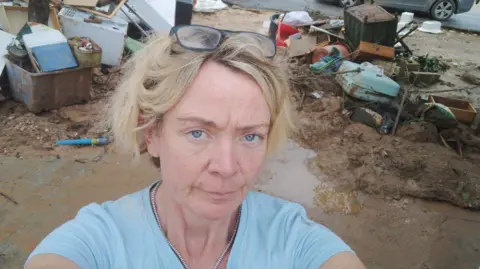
[461,71,480,86]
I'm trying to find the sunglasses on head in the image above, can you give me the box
[169,24,277,58]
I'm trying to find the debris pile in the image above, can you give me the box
[271,4,480,209]
[0,0,176,150]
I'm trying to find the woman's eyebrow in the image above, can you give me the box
[177,116,269,130]
[238,123,270,132]
[177,116,218,128]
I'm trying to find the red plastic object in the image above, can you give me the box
[276,23,299,47]
[312,42,350,63]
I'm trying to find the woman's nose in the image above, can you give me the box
[208,139,238,178]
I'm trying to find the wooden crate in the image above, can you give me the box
[428,95,477,124]
[358,41,394,59]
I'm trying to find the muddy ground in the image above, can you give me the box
[1,6,480,269]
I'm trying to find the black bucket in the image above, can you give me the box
[268,13,281,40]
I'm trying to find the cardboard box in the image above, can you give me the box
[287,35,317,57]
[0,5,60,34]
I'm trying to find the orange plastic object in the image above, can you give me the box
[312,42,350,63]
[358,41,394,59]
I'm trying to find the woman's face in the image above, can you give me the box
[147,61,271,220]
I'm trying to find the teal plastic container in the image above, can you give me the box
[335,61,400,104]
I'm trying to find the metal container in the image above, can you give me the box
[68,37,102,68]
[5,58,92,113]
[344,4,398,50]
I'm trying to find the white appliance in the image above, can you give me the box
[118,0,175,35]
[58,7,128,66]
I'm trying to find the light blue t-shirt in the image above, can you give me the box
[28,182,353,269]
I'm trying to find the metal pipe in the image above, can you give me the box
[396,21,414,35]
[397,25,419,43]
[120,8,148,36]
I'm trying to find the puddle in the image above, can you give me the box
[256,140,363,214]
[256,141,320,207]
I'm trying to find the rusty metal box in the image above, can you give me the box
[344,4,398,50]
[5,58,92,113]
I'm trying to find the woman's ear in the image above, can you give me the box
[145,124,161,158]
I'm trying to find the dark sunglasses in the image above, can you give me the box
[169,24,276,58]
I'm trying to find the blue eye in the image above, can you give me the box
[244,134,259,142]
[189,130,205,139]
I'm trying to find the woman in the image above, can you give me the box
[25,25,365,269]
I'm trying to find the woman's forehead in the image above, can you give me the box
[170,61,271,128]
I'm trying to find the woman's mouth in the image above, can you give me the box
[203,190,236,202]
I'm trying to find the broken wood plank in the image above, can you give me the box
[310,25,345,41]
[64,0,98,7]
[358,41,395,59]
[77,0,126,19]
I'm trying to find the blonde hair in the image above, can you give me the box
[109,32,295,162]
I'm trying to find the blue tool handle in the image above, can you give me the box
[56,137,109,146]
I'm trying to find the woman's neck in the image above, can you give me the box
[155,184,239,265]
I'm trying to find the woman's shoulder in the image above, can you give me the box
[239,191,353,268]
[73,185,151,223]
[100,186,151,218]
[27,185,155,268]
